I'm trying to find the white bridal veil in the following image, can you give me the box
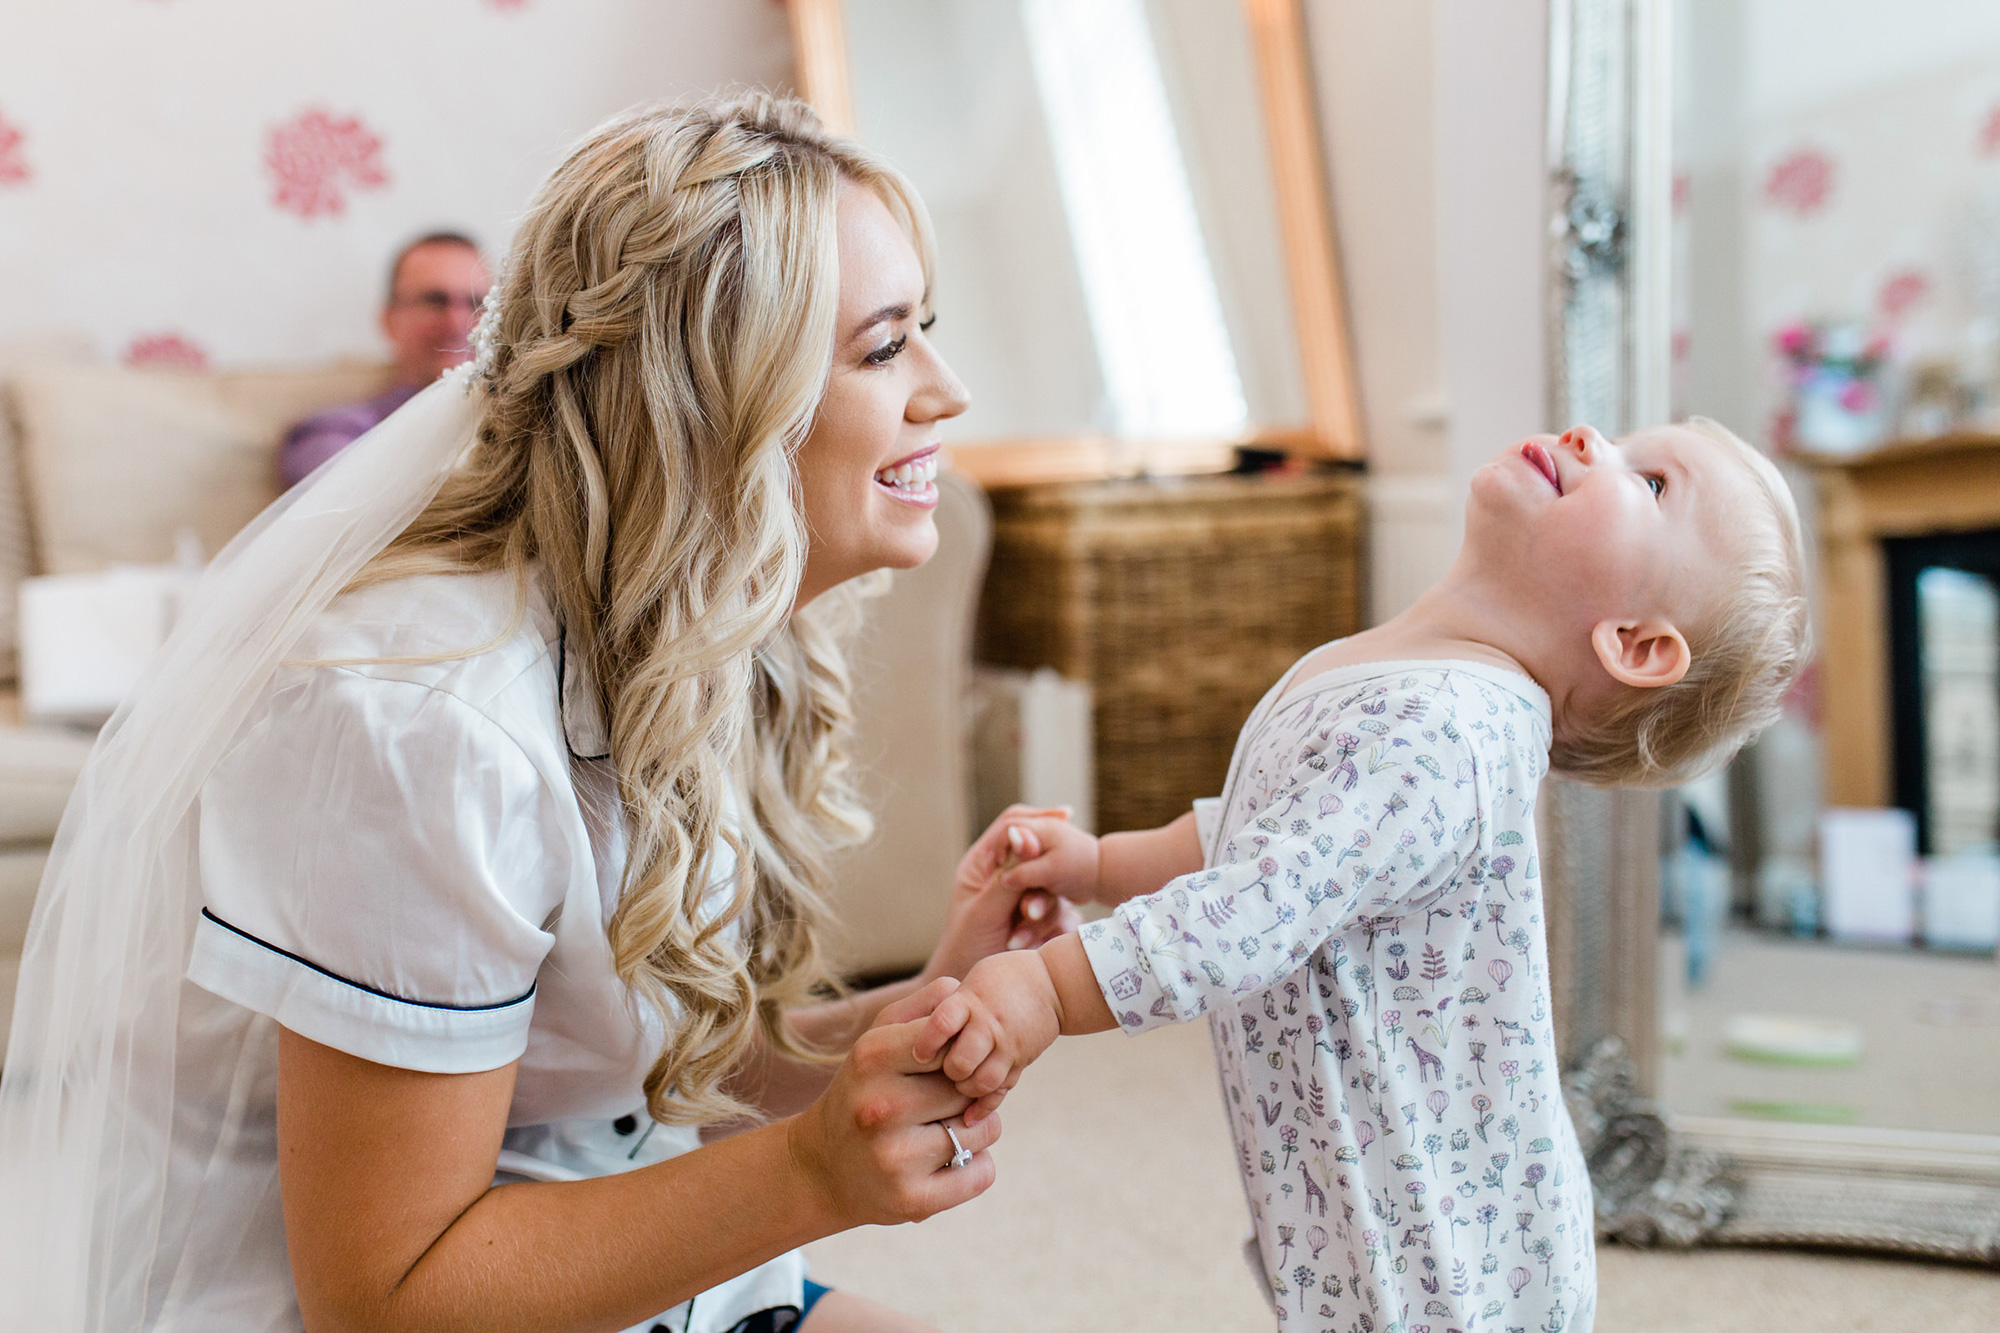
[0,370,486,1329]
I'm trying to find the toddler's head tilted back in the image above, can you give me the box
[1554,418,1808,786]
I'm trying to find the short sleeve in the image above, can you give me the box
[1081,698,1483,1033]
[187,667,571,1073]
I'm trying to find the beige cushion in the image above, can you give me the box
[0,336,94,680]
[8,359,392,574]
[826,471,992,978]
[0,845,49,1068]
[0,720,95,844]
[0,846,47,958]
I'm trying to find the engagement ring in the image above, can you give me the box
[943,1122,972,1170]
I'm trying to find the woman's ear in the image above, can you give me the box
[1590,617,1690,689]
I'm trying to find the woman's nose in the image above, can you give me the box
[913,355,972,424]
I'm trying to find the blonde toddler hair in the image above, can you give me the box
[1552,417,1810,787]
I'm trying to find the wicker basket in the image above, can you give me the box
[976,471,1363,833]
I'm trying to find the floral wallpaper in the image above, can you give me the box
[0,112,28,187]
[1737,61,2000,445]
[264,109,391,221]
[0,0,792,370]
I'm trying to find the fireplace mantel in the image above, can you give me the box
[1803,433,2000,808]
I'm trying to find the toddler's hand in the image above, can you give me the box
[962,807,1103,908]
[911,950,1062,1125]
[952,805,1081,951]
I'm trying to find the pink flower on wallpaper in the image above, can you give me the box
[1981,104,2000,157]
[1876,268,1930,322]
[483,0,530,9]
[265,108,388,219]
[1762,147,1834,216]
[0,113,29,187]
[1672,171,1690,215]
[123,332,210,371]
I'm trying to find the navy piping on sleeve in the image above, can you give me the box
[199,908,538,1012]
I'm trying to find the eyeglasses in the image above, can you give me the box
[391,290,489,316]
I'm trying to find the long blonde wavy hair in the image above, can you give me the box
[360,94,933,1125]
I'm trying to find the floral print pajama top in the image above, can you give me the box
[1079,660,1596,1333]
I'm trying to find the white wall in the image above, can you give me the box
[1305,0,1449,482]
[1676,0,2000,442]
[1432,0,1550,499]
[0,0,791,369]
[1307,0,1550,622]
[1741,0,2000,122]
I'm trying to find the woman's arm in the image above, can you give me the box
[279,981,994,1333]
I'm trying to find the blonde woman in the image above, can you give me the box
[0,96,1072,1333]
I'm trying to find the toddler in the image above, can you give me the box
[922,422,1807,1333]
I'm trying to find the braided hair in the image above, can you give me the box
[364,93,932,1125]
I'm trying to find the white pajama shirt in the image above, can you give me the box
[1080,660,1596,1333]
[182,569,802,1333]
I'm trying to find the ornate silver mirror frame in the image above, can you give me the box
[1543,0,2000,1265]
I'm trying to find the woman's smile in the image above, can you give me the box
[873,442,941,507]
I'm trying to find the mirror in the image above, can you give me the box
[1664,0,2000,1136]
[1549,0,2000,1262]
[789,0,1363,482]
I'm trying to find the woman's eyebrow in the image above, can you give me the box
[848,302,912,341]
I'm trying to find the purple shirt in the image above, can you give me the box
[279,382,422,488]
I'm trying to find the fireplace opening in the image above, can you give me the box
[1887,528,2000,856]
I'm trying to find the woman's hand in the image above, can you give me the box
[920,805,1082,986]
[753,809,1089,1111]
[787,978,1003,1227]
[744,815,1085,1114]
[913,950,1063,1108]
[982,814,1105,904]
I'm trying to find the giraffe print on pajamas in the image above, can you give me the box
[1080,661,1596,1333]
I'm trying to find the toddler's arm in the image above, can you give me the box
[1098,812,1204,904]
[965,809,1204,907]
[910,934,1115,1123]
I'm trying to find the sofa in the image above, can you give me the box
[0,353,992,1060]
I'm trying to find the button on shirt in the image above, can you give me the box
[181,568,802,1333]
[1079,662,1596,1333]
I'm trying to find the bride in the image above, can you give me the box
[0,93,1072,1333]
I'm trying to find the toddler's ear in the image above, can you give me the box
[1590,617,1690,689]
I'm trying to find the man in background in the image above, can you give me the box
[279,232,490,487]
